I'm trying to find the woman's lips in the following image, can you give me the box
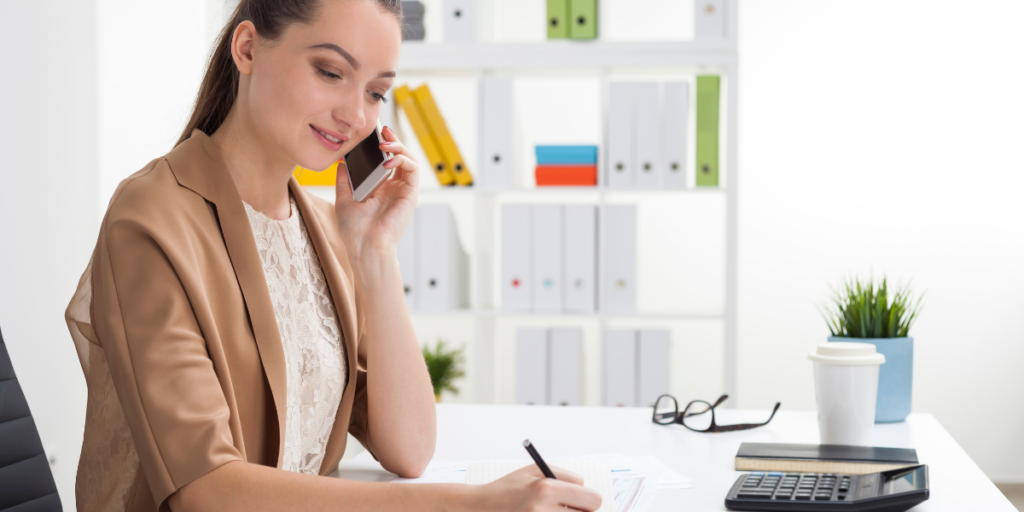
[310,125,348,151]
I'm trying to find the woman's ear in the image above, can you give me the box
[231,20,257,76]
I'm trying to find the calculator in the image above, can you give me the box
[724,465,929,511]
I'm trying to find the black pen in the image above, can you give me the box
[523,439,556,479]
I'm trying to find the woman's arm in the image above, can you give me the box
[170,461,602,512]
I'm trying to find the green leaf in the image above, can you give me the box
[819,274,924,339]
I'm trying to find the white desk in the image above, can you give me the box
[334,405,1014,511]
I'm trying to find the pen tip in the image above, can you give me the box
[523,439,531,447]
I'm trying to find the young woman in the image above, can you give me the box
[65,1,601,511]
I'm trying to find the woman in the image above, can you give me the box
[65,1,601,511]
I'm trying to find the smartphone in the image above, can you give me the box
[345,120,395,202]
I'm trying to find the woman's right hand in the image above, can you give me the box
[474,464,603,512]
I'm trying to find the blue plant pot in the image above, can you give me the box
[828,336,913,423]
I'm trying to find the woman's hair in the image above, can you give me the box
[177,0,403,146]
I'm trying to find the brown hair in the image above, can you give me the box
[177,0,403,146]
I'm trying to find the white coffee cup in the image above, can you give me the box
[808,342,886,446]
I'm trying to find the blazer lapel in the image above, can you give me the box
[289,180,361,472]
[165,130,289,468]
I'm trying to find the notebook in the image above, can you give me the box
[735,443,919,475]
[466,460,613,512]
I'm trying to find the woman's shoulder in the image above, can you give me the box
[102,157,209,231]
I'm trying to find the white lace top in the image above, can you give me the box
[243,197,348,475]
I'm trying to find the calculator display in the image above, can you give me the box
[882,466,927,495]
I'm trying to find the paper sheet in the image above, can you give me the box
[466,460,614,512]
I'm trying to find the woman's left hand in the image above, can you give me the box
[333,125,418,259]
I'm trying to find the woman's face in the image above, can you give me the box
[244,0,401,172]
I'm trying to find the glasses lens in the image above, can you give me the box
[653,395,677,424]
[682,401,713,431]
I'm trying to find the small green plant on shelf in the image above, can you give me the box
[820,275,924,338]
[422,339,466,402]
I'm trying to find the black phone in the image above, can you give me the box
[345,120,394,202]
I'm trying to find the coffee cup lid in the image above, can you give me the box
[808,342,886,366]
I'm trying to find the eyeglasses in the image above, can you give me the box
[651,394,781,433]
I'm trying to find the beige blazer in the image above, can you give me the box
[65,130,373,512]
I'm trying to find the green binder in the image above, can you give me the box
[696,75,720,187]
[547,0,569,39]
[568,0,597,40]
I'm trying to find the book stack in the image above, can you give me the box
[395,84,474,187]
[535,145,598,186]
[401,1,425,41]
[735,443,920,475]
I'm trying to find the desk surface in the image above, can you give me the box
[334,405,1013,511]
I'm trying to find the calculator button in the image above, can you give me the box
[737,491,773,498]
[837,494,848,501]
[794,494,812,500]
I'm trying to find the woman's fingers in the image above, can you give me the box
[537,479,602,512]
[334,160,355,203]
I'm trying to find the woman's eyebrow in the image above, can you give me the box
[308,43,360,70]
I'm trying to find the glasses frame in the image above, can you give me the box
[651,394,781,433]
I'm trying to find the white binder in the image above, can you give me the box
[443,0,478,42]
[694,0,727,40]
[563,204,596,313]
[603,329,637,407]
[637,329,671,408]
[479,77,514,190]
[417,204,469,312]
[516,328,548,405]
[662,82,689,189]
[607,82,635,188]
[501,204,533,312]
[634,82,661,189]
[397,209,418,311]
[532,204,563,313]
[549,328,582,406]
[603,204,637,314]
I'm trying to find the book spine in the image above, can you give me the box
[734,458,919,476]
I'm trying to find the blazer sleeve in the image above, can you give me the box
[91,197,243,508]
[346,287,375,458]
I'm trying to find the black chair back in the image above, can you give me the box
[0,326,62,511]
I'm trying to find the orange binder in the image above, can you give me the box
[535,165,598,186]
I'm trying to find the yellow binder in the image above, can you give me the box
[411,85,474,186]
[293,161,340,186]
[394,85,455,186]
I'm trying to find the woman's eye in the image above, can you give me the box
[369,91,387,104]
[317,68,341,80]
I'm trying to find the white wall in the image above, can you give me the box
[737,0,1024,481]
[0,0,98,506]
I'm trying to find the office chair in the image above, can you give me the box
[0,325,62,511]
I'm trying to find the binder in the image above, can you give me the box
[604,330,637,407]
[532,204,563,313]
[607,82,635,188]
[568,0,597,40]
[634,82,661,189]
[501,204,533,312]
[563,204,596,313]
[516,328,548,405]
[662,82,689,189]
[547,0,569,39]
[293,161,339,186]
[603,204,636,314]
[535,165,597,186]
[397,209,418,311]
[535,145,598,165]
[549,328,582,406]
[417,204,469,311]
[479,77,514,190]
[394,85,455,186]
[694,0,727,40]
[413,84,475,186]
[696,75,720,187]
[443,0,478,43]
[637,329,671,408]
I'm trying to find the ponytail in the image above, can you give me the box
[176,0,404,146]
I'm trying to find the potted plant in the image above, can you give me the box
[820,276,923,423]
[422,339,466,403]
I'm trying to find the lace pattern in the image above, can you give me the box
[244,197,347,475]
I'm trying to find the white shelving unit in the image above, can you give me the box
[311,9,740,406]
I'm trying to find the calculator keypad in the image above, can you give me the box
[735,472,856,502]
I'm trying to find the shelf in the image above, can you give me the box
[305,185,727,199]
[409,309,724,321]
[398,40,737,72]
